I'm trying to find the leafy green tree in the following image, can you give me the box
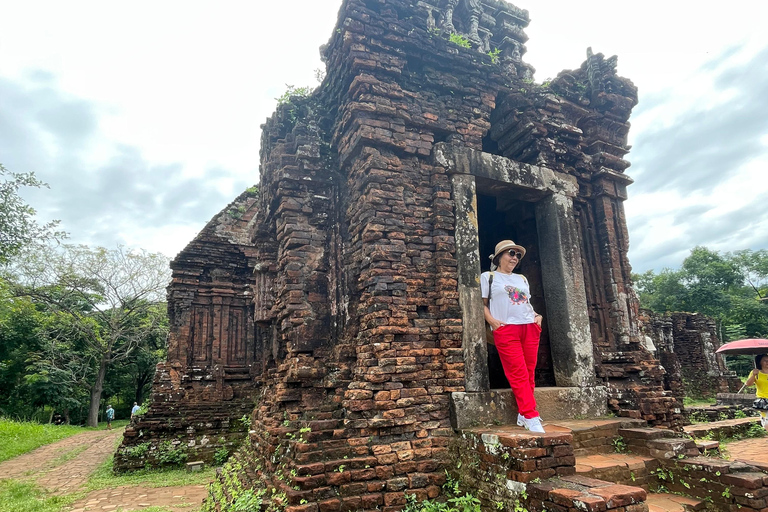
[0,281,45,418]
[634,247,768,340]
[9,244,170,426]
[0,164,65,263]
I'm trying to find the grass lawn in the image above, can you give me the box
[682,397,717,408]
[87,455,216,490]
[0,418,211,512]
[0,481,77,512]
[0,419,88,463]
[0,418,130,463]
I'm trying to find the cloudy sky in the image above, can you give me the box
[1,1,766,273]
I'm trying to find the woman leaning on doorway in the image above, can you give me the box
[481,240,545,433]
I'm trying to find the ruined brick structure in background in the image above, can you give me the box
[114,190,263,471]
[114,0,736,507]
[639,310,741,400]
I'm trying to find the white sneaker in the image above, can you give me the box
[518,413,543,426]
[522,416,545,433]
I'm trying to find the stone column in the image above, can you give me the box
[535,193,596,387]
[452,174,489,392]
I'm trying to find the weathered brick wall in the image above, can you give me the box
[115,190,261,471]
[237,1,529,507]
[639,309,741,400]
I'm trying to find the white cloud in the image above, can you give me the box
[1,0,767,270]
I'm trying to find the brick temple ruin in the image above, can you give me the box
[115,0,751,510]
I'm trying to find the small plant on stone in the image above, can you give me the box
[746,422,767,438]
[156,441,187,465]
[612,436,627,454]
[487,47,502,64]
[448,33,471,49]
[213,447,230,466]
[443,470,461,496]
[123,442,151,459]
[231,489,264,512]
[227,204,246,219]
[275,84,312,106]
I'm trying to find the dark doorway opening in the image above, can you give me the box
[476,187,556,388]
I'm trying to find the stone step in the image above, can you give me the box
[683,416,761,439]
[694,440,719,454]
[459,424,576,483]
[450,387,610,429]
[528,475,648,512]
[545,418,646,456]
[575,453,658,488]
[646,492,705,512]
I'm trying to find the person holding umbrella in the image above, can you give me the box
[745,354,768,430]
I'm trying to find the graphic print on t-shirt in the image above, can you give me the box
[504,285,529,305]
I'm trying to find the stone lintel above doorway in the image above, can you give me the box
[449,387,608,429]
[433,142,578,199]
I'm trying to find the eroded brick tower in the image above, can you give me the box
[117,0,686,508]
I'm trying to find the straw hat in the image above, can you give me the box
[490,240,526,264]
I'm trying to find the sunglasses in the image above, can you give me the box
[505,250,523,259]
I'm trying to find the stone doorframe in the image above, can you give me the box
[433,143,597,393]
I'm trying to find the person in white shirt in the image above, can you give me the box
[481,240,545,433]
[131,402,141,418]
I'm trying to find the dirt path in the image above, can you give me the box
[0,428,210,511]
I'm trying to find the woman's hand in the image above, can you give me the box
[534,314,543,327]
[488,318,505,331]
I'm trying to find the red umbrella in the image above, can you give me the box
[715,338,768,356]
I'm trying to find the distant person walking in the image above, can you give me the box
[131,402,141,418]
[746,354,768,431]
[106,405,115,430]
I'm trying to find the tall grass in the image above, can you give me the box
[0,419,87,463]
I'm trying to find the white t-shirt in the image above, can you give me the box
[480,271,535,327]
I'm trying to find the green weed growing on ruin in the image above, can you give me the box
[487,48,501,64]
[448,33,471,49]
[275,85,312,106]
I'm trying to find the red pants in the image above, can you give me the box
[493,323,541,419]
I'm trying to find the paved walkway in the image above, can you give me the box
[0,428,210,511]
[728,436,768,468]
[69,485,209,512]
[646,492,701,512]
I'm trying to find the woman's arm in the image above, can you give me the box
[483,298,503,330]
[746,369,758,387]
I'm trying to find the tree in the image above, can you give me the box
[0,280,45,418]
[634,247,768,340]
[9,244,171,426]
[0,164,65,263]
